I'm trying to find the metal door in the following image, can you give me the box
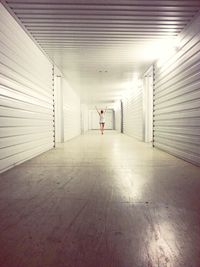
[153,15,200,166]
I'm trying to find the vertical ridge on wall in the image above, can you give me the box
[153,14,200,166]
[0,4,54,173]
[52,65,56,148]
[143,66,154,143]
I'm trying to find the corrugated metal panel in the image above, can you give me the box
[153,13,200,166]
[5,0,200,49]
[123,83,143,140]
[122,97,127,134]
[0,4,54,173]
[143,66,154,142]
[81,104,89,133]
[3,1,200,104]
[54,66,64,143]
[114,101,121,132]
[62,79,81,141]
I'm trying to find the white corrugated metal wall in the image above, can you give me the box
[114,101,121,133]
[81,104,89,134]
[54,68,64,143]
[143,66,154,143]
[0,4,82,173]
[122,81,143,140]
[62,79,81,141]
[153,13,200,166]
[0,4,54,173]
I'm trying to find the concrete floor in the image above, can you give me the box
[0,130,200,267]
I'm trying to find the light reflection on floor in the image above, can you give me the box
[0,131,200,266]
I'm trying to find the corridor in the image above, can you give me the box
[0,131,200,267]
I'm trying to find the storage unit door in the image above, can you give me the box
[123,87,143,140]
[114,101,121,132]
[105,110,114,130]
[153,16,200,166]
[0,4,54,173]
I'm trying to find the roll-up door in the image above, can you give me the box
[153,14,200,166]
[123,84,143,140]
[0,4,54,173]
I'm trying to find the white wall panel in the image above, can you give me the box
[81,104,89,134]
[62,79,81,141]
[122,81,143,140]
[153,13,200,166]
[143,66,154,142]
[114,101,121,132]
[54,66,63,143]
[0,4,54,173]
[90,110,99,130]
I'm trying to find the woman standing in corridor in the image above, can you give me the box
[95,106,107,135]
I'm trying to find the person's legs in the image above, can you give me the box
[99,123,103,134]
[102,123,105,134]
[99,123,105,134]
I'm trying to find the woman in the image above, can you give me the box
[95,106,107,135]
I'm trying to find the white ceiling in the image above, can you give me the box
[3,0,200,104]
